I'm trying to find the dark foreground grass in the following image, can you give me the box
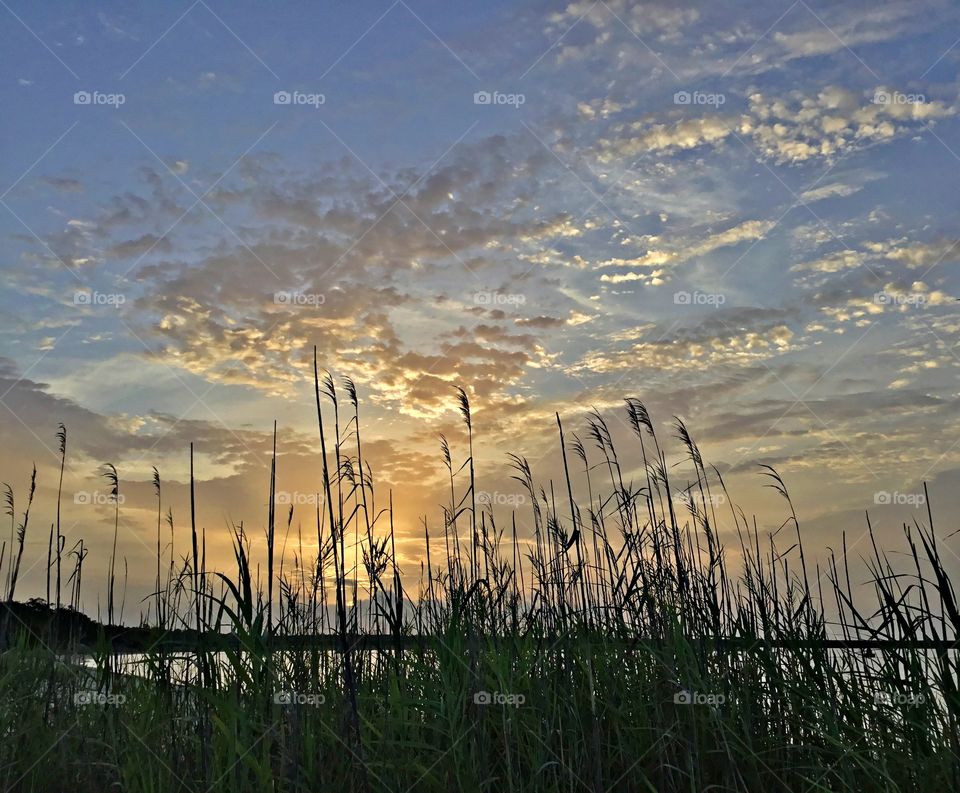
[0,354,957,791]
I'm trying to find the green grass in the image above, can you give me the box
[0,356,956,791]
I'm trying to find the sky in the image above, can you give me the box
[2,0,960,621]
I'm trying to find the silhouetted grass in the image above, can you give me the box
[0,353,956,791]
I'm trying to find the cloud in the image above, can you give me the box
[768,1,947,65]
[792,236,960,283]
[106,234,173,260]
[75,138,579,420]
[598,218,774,283]
[596,86,953,165]
[545,1,700,65]
[799,182,864,203]
[598,115,733,161]
[792,250,867,274]
[515,315,568,328]
[699,1,954,79]
[43,177,84,193]
[577,98,629,120]
[97,11,138,40]
[574,310,799,374]
[882,239,960,270]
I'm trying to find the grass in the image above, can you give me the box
[0,349,957,791]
